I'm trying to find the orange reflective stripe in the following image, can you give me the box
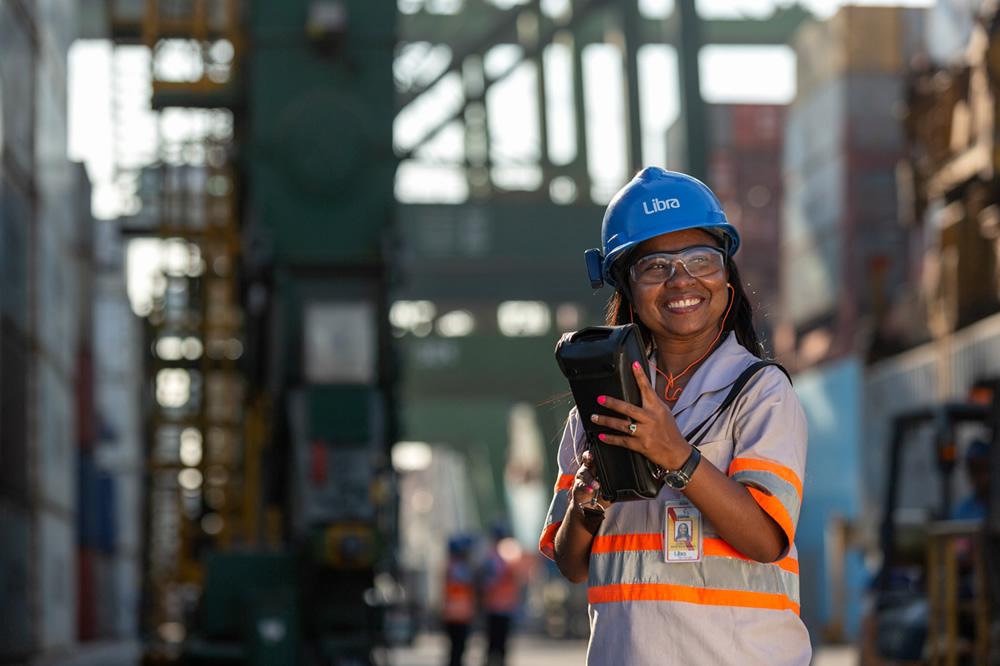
[592,534,799,574]
[729,458,802,499]
[592,532,661,553]
[538,521,560,560]
[747,487,795,544]
[555,474,574,491]
[703,538,799,575]
[588,583,800,615]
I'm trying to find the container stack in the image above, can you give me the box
[706,103,786,351]
[779,6,927,369]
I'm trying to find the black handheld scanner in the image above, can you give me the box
[555,324,663,502]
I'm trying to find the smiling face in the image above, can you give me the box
[627,228,730,350]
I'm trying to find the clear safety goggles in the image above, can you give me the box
[629,245,726,285]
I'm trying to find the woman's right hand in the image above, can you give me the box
[554,450,608,582]
[572,450,611,515]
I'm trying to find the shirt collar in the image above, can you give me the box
[648,331,755,415]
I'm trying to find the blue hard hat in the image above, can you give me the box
[448,533,476,555]
[585,167,741,288]
[966,439,989,461]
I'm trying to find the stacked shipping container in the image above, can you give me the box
[779,6,927,370]
[0,2,143,661]
[706,103,785,353]
[92,216,145,640]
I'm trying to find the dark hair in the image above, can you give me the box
[605,254,764,359]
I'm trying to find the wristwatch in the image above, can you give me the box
[652,446,702,490]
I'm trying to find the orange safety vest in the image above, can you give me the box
[483,552,518,614]
[443,561,476,623]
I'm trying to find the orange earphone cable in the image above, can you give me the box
[654,284,734,402]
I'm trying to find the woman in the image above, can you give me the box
[674,521,691,543]
[539,167,810,664]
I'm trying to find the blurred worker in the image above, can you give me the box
[539,168,810,663]
[950,439,990,521]
[479,523,521,666]
[442,534,476,666]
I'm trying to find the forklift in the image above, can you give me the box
[864,379,999,665]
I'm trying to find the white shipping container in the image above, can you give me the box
[95,551,117,637]
[114,555,142,637]
[36,0,78,60]
[0,2,37,174]
[782,153,844,242]
[37,357,76,510]
[37,205,79,374]
[108,468,143,556]
[784,81,845,175]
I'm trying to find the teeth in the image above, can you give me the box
[668,298,700,309]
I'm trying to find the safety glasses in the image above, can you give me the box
[629,245,726,285]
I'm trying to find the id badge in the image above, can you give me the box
[664,501,702,562]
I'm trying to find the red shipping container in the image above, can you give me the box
[77,546,98,641]
[733,104,784,151]
[76,347,96,451]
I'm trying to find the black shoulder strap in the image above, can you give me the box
[683,360,791,447]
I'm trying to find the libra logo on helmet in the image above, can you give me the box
[584,167,740,289]
[642,198,681,214]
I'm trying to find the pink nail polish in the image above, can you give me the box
[597,396,606,405]
[598,434,606,441]
[633,361,641,369]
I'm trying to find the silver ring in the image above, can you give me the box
[628,423,637,436]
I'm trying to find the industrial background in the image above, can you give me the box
[1,0,1000,664]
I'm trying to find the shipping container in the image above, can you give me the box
[113,555,142,637]
[1,176,32,333]
[782,65,910,333]
[782,153,844,242]
[0,328,30,502]
[0,499,32,658]
[39,510,77,650]
[794,358,868,641]
[39,357,76,511]
[844,75,906,154]
[110,467,143,555]
[732,104,784,151]
[37,197,80,374]
[36,0,78,72]
[783,81,845,175]
[95,471,117,554]
[0,1,36,177]
[95,550,118,637]
[780,229,841,326]
[78,546,98,641]
[76,348,96,451]
[794,6,918,101]
[78,450,100,548]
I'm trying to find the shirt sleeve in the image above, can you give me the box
[727,366,807,552]
[538,408,587,561]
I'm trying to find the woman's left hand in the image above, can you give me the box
[588,361,691,471]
